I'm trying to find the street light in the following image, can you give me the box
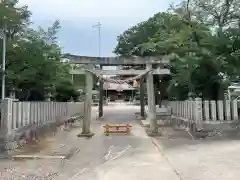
[0,24,6,100]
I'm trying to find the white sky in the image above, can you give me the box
[19,0,179,24]
[18,0,181,71]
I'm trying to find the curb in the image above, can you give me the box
[151,138,183,180]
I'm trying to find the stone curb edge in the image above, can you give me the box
[151,138,183,180]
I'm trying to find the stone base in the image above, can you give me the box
[77,132,95,138]
[146,130,160,137]
[141,120,150,127]
[145,127,161,137]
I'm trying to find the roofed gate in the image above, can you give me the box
[64,54,171,137]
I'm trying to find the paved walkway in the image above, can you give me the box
[58,105,180,180]
[0,105,180,180]
[155,127,240,180]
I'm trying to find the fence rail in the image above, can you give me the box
[165,98,239,129]
[0,98,84,135]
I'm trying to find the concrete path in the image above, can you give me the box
[154,127,240,180]
[58,105,180,180]
[0,105,180,180]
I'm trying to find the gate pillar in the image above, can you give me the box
[99,66,104,118]
[139,78,145,118]
[78,65,94,137]
[146,64,157,135]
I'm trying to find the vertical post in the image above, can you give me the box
[1,25,6,100]
[1,98,13,136]
[228,88,231,100]
[71,65,74,83]
[225,100,231,121]
[146,64,157,135]
[154,83,158,106]
[78,65,94,137]
[92,22,101,57]
[217,100,224,122]
[232,99,238,120]
[140,78,145,118]
[210,100,217,121]
[99,66,104,118]
[194,98,203,130]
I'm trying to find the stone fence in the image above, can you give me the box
[0,98,84,152]
[161,98,239,130]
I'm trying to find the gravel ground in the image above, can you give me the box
[0,107,99,180]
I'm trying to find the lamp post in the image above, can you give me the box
[0,24,6,100]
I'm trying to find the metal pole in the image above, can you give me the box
[98,23,101,57]
[1,25,6,100]
[71,65,74,84]
[93,22,103,116]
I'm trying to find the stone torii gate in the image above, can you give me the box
[64,54,170,137]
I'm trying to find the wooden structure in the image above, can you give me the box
[64,54,171,137]
[103,82,136,101]
[103,124,132,135]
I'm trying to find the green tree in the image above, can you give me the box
[114,0,240,100]
[0,1,79,101]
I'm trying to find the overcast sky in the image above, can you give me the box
[18,0,181,57]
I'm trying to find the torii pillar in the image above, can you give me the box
[146,63,157,135]
[77,65,94,137]
[139,79,145,118]
[99,66,104,118]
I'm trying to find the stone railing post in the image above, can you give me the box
[194,98,203,130]
[66,102,70,116]
[0,98,13,136]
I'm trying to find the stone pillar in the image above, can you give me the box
[78,65,94,137]
[146,64,157,135]
[140,78,145,118]
[99,65,104,118]
[1,98,13,136]
[194,98,203,130]
[9,88,16,99]
[45,93,51,101]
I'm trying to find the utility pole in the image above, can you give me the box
[0,25,6,100]
[92,22,104,117]
[71,64,74,84]
[92,22,101,57]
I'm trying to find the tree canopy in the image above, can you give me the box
[0,0,81,101]
[114,0,240,100]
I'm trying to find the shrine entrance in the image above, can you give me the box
[65,54,170,137]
